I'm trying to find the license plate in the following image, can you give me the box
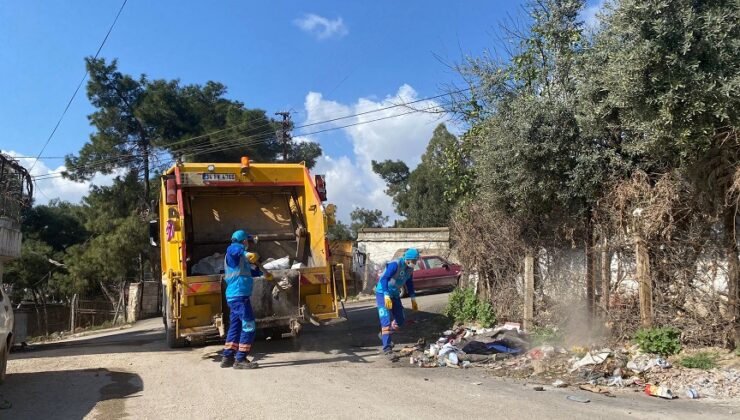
[202,173,236,182]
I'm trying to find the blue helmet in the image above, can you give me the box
[231,229,252,243]
[404,248,420,261]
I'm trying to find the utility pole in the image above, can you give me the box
[275,111,292,161]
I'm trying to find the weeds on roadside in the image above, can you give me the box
[444,287,497,327]
[634,327,682,356]
[680,352,719,370]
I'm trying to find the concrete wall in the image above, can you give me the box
[353,228,455,293]
[0,217,22,263]
[128,281,161,322]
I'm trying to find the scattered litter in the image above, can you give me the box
[686,388,699,399]
[579,384,616,398]
[644,384,676,399]
[528,345,555,360]
[472,382,482,386]
[567,395,590,403]
[552,380,568,388]
[570,350,612,372]
[462,361,471,369]
[533,386,545,391]
[627,354,671,374]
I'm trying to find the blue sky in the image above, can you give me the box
[1,0,605,222]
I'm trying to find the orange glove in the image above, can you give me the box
[384,295,393,310]
[264,272,274,282]
[411,298,418,312]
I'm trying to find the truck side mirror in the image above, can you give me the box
[149,220,159,247]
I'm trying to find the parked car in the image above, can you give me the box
[385,253,462,297]
[0,287,13,383]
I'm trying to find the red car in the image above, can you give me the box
[397,254,463,296]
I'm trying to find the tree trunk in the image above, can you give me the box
[601,235,611,311]
[635,234,653,329]
[523,250,535,331]
[585,217,595,316]
[142,140,150,205]
[723,205,740,347]
[99,280,118,307]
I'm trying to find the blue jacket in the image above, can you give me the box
[375,259,416,298]
[224,243,253,300]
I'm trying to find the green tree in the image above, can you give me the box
[56,172,149,301]
[373,123,459,227]
[590,0,740,343]
[350,208,388,237]
[65,58,323,204]
[327,220,354,241]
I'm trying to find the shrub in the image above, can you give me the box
[530,325,559,345]
[680,352,719,370]
[634,327,682,356]
[444,287,497,327]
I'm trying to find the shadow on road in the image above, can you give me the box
[0,368,143,418]
[202,302,454,369]
[9,327,181,360]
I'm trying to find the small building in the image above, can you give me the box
[353,227,455,294]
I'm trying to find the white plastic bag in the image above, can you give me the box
[263,256,290,270]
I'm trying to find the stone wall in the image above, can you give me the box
[353,227,455,293]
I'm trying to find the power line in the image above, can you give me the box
[31,98,450,182]
[28,0,128,173]
[33,103,446,181]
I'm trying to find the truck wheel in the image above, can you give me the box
[164,296,186,349]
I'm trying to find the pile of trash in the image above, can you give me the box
[394,321,740,401]
[398,322,532,369]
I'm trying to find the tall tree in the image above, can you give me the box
[64,58,323,206]
[350,208,388,237]
[591,0,740,343]
[373,123,459,227]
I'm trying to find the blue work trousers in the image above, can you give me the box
[223,297,256,362]
[376,293,405,351]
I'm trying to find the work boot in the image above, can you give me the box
[220,356,235,368]
[233,359,259,369]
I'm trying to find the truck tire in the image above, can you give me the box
[164,292,186,349]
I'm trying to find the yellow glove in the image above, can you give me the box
[247,252,260,264]
[411,298,418,312]
[264,272,274,282]
[384,295,393,310]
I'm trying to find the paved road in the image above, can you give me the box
[3,293,738,419]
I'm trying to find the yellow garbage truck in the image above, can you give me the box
[150,158,345,348]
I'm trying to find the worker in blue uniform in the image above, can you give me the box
[376,248,420,356]
[220,230,273,369]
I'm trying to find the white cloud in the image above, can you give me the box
[2,150,119,206]
[303,85,447,224]
[293,14,348,40]
[581,0,606,29]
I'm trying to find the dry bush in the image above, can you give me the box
[451,202,525,322]
[598,170,732,347]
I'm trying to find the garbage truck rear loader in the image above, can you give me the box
[151,159,344,348]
